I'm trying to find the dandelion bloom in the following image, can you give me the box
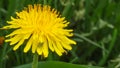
[3,4,76,57]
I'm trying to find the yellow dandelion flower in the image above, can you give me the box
[3,4,76,57]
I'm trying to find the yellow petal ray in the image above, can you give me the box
[61,43,72,50]
[24,33,31,39]
[64,29,73,36]
[32,40,38,53]
[24,37,33,53]
[5,39,11,42]
[11,16,17,21]
[6,29,31,37]
[32,33,38,40]
[13,39,25,50]
[32,33,41,53]
[53,29,73,37]
[65,33,73,37]
[37,45,43,55]
[51,31,76,45]
[10,35,22,45]
[42,38,48,57]
[38,34,44,43]
[50,33,73,50]
[52,41,62,56]
[61,36,76,45]
[39,37,43,43]
[46,35,54,52]
[3,25,20,29]
[48,41,54,52]
[7,20,19,25]
[56,41,65,53]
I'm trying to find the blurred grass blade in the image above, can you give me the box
[6,0,17,20]
[0,0,3,18]
[62,0,74,17]
[43,0,47,5]
[54,0,58,9]
[98,29,118,66]
[74,33,102,49]
[0,43,9,68]
[14,61,103,68]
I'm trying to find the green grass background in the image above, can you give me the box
[0,0,120,68]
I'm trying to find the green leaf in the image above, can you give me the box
[14,61,103,68]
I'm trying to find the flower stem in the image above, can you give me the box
[32,53,38,68]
